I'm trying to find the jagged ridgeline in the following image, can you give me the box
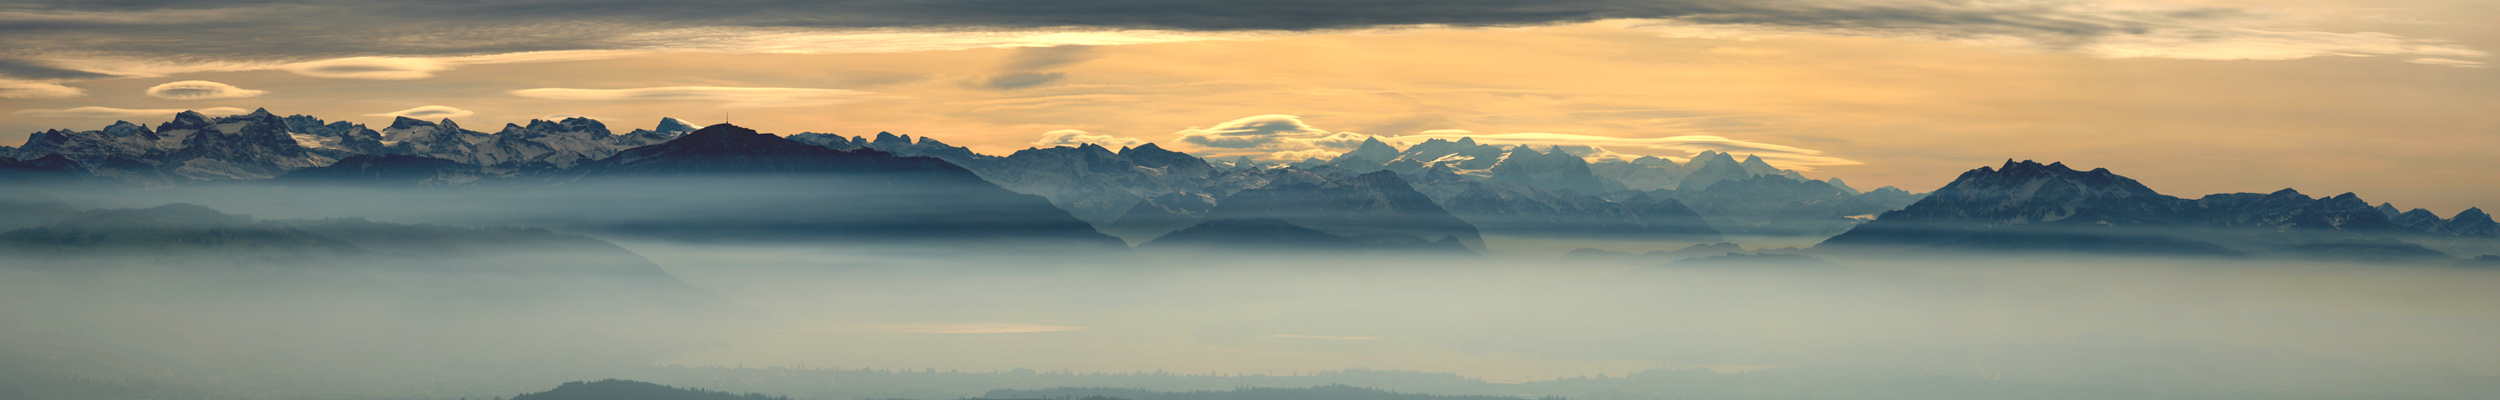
[1818,160,2500,261]
[774,134,1920,246]
[11,115,1119,248]
[7,110,1920,252]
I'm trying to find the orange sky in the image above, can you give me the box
[1,1,2494,213]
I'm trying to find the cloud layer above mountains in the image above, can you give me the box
[368,105,474,119]
[0,0,2484,84]
[144,81,265,100]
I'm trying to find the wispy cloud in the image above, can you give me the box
[367,105,475,119]
[0,7,258,25]
[856,323,1087,334]
[1159,115,1855,168]
[1616,2,2489,67]
[144,80,266,100]
[510,86,877,108]
[282,57,449,80]
[13,106,247,119]
[0,59,114,80]
[2406,58,2487,68]
[0,0,2474,86]
[1033,129,1145,149]
[1258,334,1382,341]
[0,80,85,99]
[1390,131,1861,170]
[1269,149,1343,161]
[1173,115,1372,159]
[610,27,1248,55]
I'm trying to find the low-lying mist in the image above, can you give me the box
[6,180,2500,399]
[610,242,2500,399]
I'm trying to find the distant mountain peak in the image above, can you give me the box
[654,117,700,134]
[102,120,146,134]
[1127,142,1170,154]
[677,123,770,141]
[1988,159,2082,175]
[388,116,431,130]
[872,131,911,146]
[158,110,212,132]
[1341,136,1400,161]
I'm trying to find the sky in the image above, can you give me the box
[1,0,2494,213]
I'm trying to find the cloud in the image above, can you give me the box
[13,106,248,119]
[1175,114,1371,150]
[1033,129,1145,149]
[0,7,255,25]
[855,323,1086,334]
[1617,2,2490,67]
[0,59,113,80]
[985,72,1067,89]
[2078,28,2486,64]
[0,0,2475,87]
[2407,58,2486,68]
[366,105,474,119]
[1259,334,1381,341]
[509,86,876,108]
[0,80,85,99]
[609,27,1249,56]
[1389,131,1861,170]
[1003,45,1101,71]
[1270,149,1342,161]
[282,57,449,79]
[144,80,266,100]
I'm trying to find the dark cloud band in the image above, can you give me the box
[0,0,2480,73]
[0,1,2216,59]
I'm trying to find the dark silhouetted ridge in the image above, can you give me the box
[1820,160,2476,259]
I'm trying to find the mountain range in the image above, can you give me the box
[1820,160,2499,260]
[11,109,1906,250]
[6,109,697,183]
[761,131,1915,245]
[11,110,2490,259]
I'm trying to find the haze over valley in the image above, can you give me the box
[0,108,2495,399]
[2,0,2496,398]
